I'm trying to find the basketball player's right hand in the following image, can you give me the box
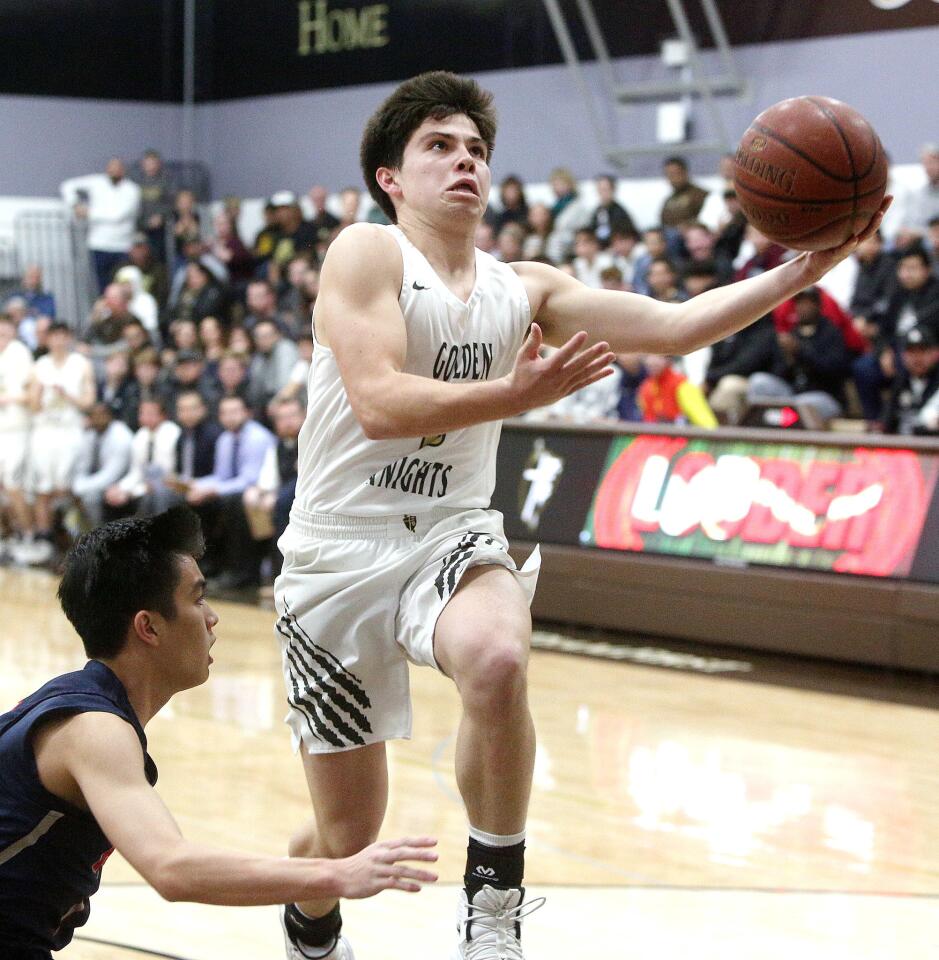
[508,323,615,412]
[797,195,892,281]
[336,837,438,898]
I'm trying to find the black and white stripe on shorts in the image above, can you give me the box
[277,601,373,749]
[434,531,497,601]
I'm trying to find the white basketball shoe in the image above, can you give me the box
[280,906,356,960]
[452,885,545,959]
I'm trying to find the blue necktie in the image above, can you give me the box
[229,430,240,479]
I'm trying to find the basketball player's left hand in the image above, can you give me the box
[507,323,615,413]
[336,837,439,898]
[797,195,892,280]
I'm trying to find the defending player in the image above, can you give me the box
[275,72,889,960]
[0,507,437,959]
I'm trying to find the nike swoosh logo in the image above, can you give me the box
[412,281,430,290]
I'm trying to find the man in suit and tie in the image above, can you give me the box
[104,398,181,517]
[186,394,275,589]
[173,390,222,484]
[124,391,221,516]
[71,403,134,530]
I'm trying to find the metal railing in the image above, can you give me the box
[541,0,746,169]
[12,209,95,334]
[0,238,19,301]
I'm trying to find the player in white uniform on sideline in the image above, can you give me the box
[275,72,890,960]
[0,312,34,558]
[24,321,95,565]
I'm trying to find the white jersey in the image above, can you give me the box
[32,352,92,429]
[293,225,531,516]
[0,338,34,432]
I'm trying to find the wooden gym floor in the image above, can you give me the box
[1,566,937,959]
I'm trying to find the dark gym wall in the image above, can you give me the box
[3,0,936,102]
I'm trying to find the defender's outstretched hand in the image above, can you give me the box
[797,195,893,282]
[336,837,439,898]
[507,322,615,413]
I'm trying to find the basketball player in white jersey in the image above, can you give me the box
[275,72,889,960]
[25,321,95,564]
[0,312,34,557]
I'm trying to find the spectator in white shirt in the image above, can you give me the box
[61,158,142,293]
[273,332,313,409]
[104,398,181,517]
[900,144,939,241]
[607,228,645,289]
[572,228,613,288]
[698,152,736,232]
[526,368,623,424]
[114,265,160,341]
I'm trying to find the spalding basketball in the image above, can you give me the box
[733,96,887,251]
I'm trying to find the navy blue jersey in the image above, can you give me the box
[0,660,157,957]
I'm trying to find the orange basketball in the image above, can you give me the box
[733,96,887,252]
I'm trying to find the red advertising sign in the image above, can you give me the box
[583,436,939,578]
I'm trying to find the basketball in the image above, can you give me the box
[733,96,887,251]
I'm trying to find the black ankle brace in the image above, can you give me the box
[464,836,526,899]
[284,902,342,948]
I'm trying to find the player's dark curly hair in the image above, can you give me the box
[360,71,497,223]
[57,506,205,660]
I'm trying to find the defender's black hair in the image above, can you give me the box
[57,506,205,659]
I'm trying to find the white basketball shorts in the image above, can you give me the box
[0,430,28,488]
[274,506,541,754]
[28,425,83,494]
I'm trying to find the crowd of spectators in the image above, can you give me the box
[500,147,939,433]
[0,142,938,590]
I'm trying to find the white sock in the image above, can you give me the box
[468,824,526,847]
